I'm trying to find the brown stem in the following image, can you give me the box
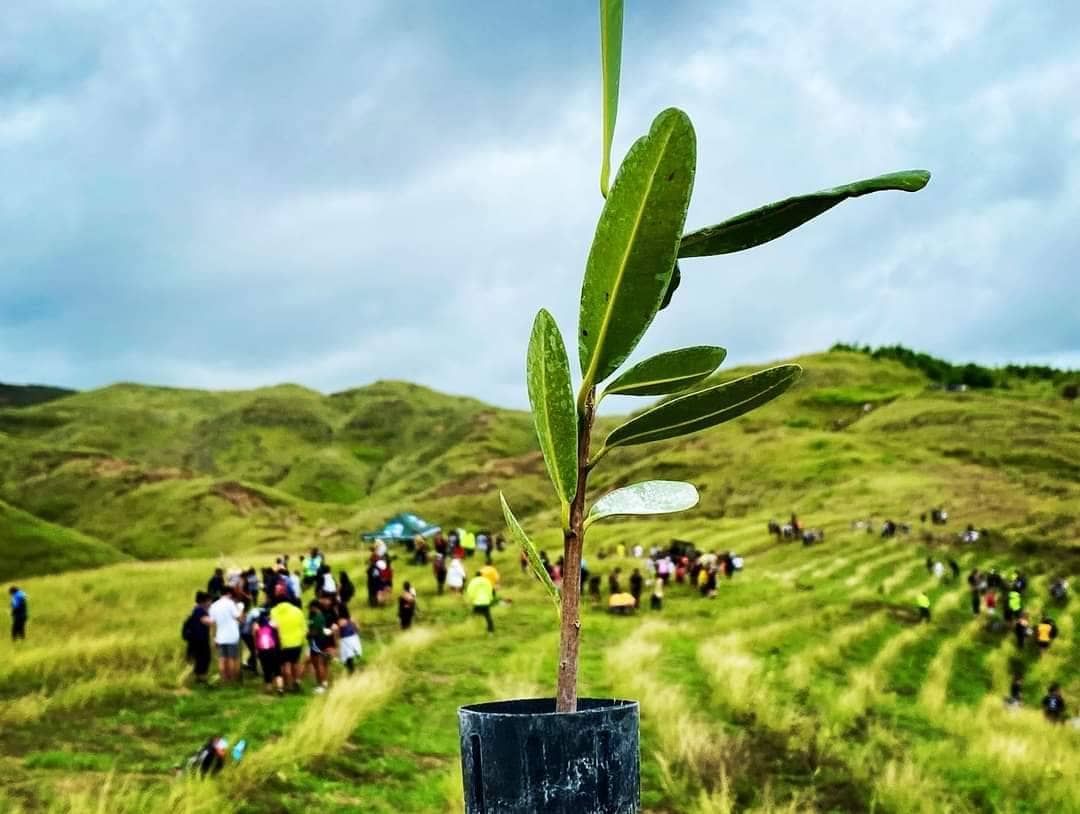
[555,387,596,713]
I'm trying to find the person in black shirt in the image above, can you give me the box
[339,571,356,606]
[398,582,417,630]
[183,592,213,683]
[207,569,226,600]
[629,569,644,608]
[1042,683,1066,723]
[608,569,622,596]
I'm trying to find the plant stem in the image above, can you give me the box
[555,387,596,713]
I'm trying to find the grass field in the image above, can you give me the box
[1,349,1078,811]
[1,519,1078,813]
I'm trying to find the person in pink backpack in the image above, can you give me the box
[252,610,283,695]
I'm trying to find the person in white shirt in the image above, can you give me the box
[320,567,337,596]
[446,557,467,593]
[208,587,243,682]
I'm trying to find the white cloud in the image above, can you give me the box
[0,0,1076,406]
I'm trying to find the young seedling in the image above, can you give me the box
[501,0,930,714]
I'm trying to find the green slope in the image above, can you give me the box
[0,498,128,581]
[0,383,76,409]
[0,350,1077,580]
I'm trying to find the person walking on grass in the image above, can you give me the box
[270,595,306,693]
[183,591,213,683]
[337,606,362,675]
[307,599,335,693]
[1006,588,1022,622]
[253,612,283,695]
[433,554,448,595]
[916,591,931,623]
[9,586,28,642]
[1014,612,1030,650]
[209,586,244,683]
[629,569,644,609]
[1036,615,1059,652]
[398,582,417,630]
[1043,683,1066,723]
[447,556,467,594]
[466,571,495,634]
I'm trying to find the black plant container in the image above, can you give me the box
[458,698,639,814]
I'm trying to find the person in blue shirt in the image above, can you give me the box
[9,586,27,642]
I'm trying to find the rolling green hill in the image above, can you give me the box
[0,383,75,409]
[2,348,1080,813]
[1,349,1077,580]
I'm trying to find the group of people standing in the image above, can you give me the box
[519,541,743,615]
[183,548,372,694]
[181,538,508,689]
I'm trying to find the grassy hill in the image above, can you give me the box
[0,383,76,409]
[1,349,1077,579]
[0,498,128,581]
[1,348,1079,812]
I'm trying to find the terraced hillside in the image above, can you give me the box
[1,349,1078,580]
[2,523,1078,812]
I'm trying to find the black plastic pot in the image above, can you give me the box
[458,698,639,813]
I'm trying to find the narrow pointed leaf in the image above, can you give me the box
[604,365,802,449]
[587,480,699,527]
[679,170,931,259]
[580,108,697,388]
[501,493,560,615]
[527,309,578,506]
[599,0,624,197]
[603,346,727,398]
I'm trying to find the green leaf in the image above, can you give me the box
[658,263,681,311]
[603,346,727,398]
[599,0,624,198]
[679,170,931,259]
[580,108,697,389]
[527,309,578,507]
[501,493,560,615]
[601,364,802,451]
[586,480,699,528]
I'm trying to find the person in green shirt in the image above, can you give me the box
[307,599,335,693]
[466,572,495,633]
[270,599,307,692]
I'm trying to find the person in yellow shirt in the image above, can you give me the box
[466,572,495,633]
[270,599,307,692]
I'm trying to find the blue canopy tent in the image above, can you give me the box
[361,512,441,542]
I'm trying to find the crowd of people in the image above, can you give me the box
[521,540,745,615]
[183,547,413,694]
[180,537,510,693]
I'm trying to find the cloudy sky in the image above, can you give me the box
[2,0,1077,407]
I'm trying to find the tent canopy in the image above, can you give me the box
[361,512,441,542]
